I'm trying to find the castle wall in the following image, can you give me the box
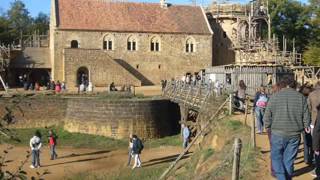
[64,48,141,88]
[0,97,180,139]
[52,30,213,85]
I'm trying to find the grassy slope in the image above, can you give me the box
[0,127,181,150]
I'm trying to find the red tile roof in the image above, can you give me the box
[56,0,212,34]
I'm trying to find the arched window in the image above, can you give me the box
[185,38,196,53]
[103,35,113,50]
[127,36,137,51]
[71,40,79,48]
[150,36,161,52]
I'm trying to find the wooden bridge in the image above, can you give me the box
[160,81,229,179]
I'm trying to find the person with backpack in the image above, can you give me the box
[48,130,58,160]
[253,86,269,134]
[132,134,143,169]
[29,130,42,168]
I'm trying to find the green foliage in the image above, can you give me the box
[303,46,320,65]
[269,0,312,52]
[0,0,49,45]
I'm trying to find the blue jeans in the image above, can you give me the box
[31,149,40,167]
[183,138,188,149]
[255,107,265,133]
[271,133,301,180]
[50,145,57,160]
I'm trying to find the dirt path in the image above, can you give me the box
[233,113,314,180]
[0,144,183,179]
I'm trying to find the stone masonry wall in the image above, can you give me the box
[64,49,142,88]
[0,97,180,139]
[0,97,67,128]
[52,30,212,85]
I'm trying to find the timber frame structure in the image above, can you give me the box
[207,0,319,83]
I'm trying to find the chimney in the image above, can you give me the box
[160,0,168,8]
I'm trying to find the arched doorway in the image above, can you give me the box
[71,40,79,48]
[76,67,89,86]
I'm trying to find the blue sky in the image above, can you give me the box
[0,0,309,17]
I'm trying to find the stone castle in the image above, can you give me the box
[49,0,213,87]
[5,0,303,88]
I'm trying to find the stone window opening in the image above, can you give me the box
[103,35,113,50]
[150,37,161,52]
[136,64,139,69]
[223,31,227,38]
[127,36,137,51]
[185,38,196,53]
[71,40,79,48]
[158,64,161,69]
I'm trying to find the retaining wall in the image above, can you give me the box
[0,97,180,139]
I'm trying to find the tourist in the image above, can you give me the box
[264,76,311,180]
[79,83,85,92]
[87,82,93,92]
[298,83,314,165]
[109,82,117,91]
[312,105,320,178]
[236,80,247,112]
[132,135,143,169]
[61,82,66,91]
[214,80,222,97]
[50,81,55,91]
[55,81,61,93]
[127,134,133,166]
[253,86,268,134]
[48,130,58,160]
[267,83,282,178]
[35,82,40,91]
[308,82,320,129]
[182,124,190,149]
[29,130,42,168]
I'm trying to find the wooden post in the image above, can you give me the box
[232,138,242,180]
[229,94,233,115]
[244,99,248,125]
[251,110,256,148]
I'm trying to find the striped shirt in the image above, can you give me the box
[263,88,311,137]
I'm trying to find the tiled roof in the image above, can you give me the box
[56,0,212,34]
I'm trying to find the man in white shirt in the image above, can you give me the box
[29,131,42,168]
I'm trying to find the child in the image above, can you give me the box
[48,130,58,160]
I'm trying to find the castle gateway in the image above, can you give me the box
[50,0,213,87]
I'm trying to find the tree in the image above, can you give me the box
[308,0,320,46]
[303,46,320,65]
[7,0,31,44]
[269,0,312,52]
[30,12,49,35]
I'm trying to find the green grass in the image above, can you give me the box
[225,120,243,131]
[0,127,127,150]
[0,127,182,150]
[202,148,215,162]
[144,134,182,149]
[67,162,169,180]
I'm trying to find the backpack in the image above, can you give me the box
[256,94,268,108]
[136,138,144,153]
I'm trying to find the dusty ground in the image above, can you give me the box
[233,113,314,180]
[0,144,182,179]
